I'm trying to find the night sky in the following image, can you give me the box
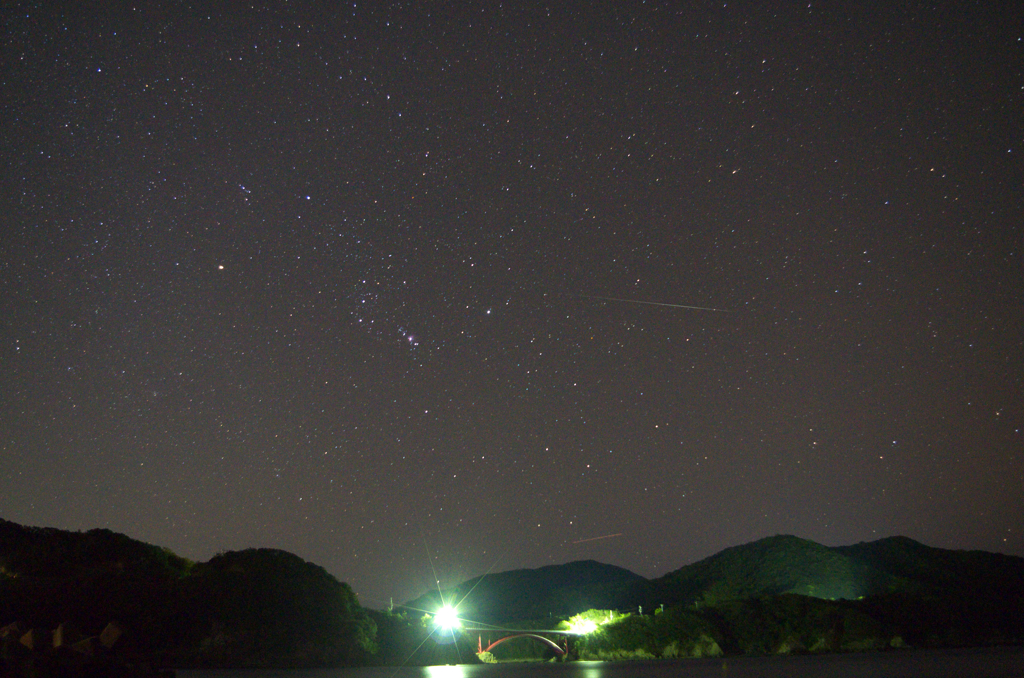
[2,2,1021,608]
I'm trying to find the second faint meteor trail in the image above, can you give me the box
[565,293,729,312]
[572,533,624,544]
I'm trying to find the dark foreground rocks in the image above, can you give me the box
[1,621,173,678]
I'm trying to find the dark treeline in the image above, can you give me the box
[0,519,375,669]
[3,520,1023,669]
[404,535,1024,661]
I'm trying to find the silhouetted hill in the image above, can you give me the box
[5,519,1023,665]
[402,560,643,624]
[0,518,374,668]
[401,534,1024,650]
[388,536,1024,660]
[0,518,195,643]
[641,535,889,607]
[634,534,1024,614]
[834,536,1024,645]
[177,548,375,666]
[838,535,1024,599]
[0,518,191,580]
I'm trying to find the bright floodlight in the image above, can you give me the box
[569,619,597,635]
[434,605,461,630]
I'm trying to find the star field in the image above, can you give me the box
[1,2,1021,606]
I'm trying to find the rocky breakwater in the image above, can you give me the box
[1,620,173,677]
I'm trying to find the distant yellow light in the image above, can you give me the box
[569,620,597,635]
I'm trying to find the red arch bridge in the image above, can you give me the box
[467,628,575,656]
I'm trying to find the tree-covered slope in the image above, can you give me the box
[643,535,888,607]
[0,518,374,668]
[838,535,1024,599]
[0,518,191,579]
[836,536,1024,644]
[6,518,1023,665]
[402,535,1024,630]
[175,548,376,666]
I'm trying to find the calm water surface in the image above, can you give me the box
[178,646,1024,678]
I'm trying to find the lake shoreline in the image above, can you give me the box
[174,645,1024,678]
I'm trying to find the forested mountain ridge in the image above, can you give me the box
[404,534,1024,620]
[0,518,375,668]
[400,534,1024,658]
[837,535,1024,599]
[0,518,191,579]
[4,518,1022,667]
[643,535,877,606]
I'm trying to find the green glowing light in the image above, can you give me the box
[434,605,461,629]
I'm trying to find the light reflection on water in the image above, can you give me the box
[177,646,1024,678]
[423,666,470,678]
[420,664,608,678]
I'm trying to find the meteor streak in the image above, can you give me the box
[572,533,624,544]
[567,293,729,312]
